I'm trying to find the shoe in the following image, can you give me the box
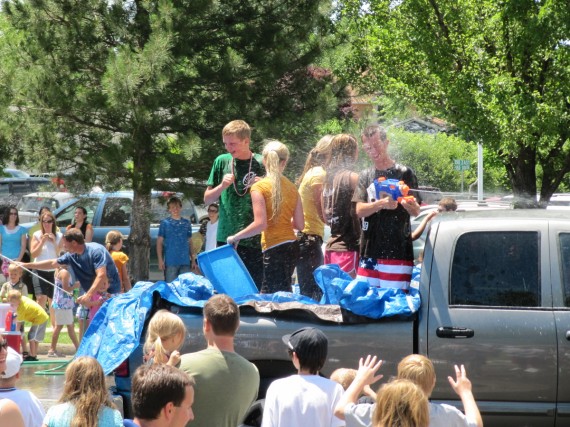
[22,351,29,358]
[23,355,38,362]
[47,351,59,358]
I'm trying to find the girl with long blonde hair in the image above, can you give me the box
[227,140,304,294]
[296,135,333,301]
[143,309,186,366]
[42,356,122,427]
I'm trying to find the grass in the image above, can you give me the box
[24,319,82,345]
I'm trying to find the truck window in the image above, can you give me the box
[561,233,570,307]
[101,198,132,226]
[450,231,540,307]
[56,198,100,229]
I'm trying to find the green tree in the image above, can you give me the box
[388,128,507,194]
[340,0,570,205]
[0,0,341,280]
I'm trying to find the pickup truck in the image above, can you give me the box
[29,191,199,281]
[114,209,570,426]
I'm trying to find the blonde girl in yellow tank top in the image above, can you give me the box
[227,140,304,294]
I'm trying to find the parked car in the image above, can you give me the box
[16,192,75,223]
[40,191,199,281]
[0,176,53,212]
[2,168,31,178]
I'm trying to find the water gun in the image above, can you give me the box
[374,177,416,203]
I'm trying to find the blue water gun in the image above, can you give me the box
[374,177,416,203]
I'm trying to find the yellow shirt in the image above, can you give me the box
[17,295,49,325]
[251,176,299,251]
[298,166,326,237]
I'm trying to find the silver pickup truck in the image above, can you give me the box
[114,209,570,427]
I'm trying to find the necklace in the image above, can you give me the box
[231,153,255,197]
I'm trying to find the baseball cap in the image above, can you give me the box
[282,327,328,356]
[1,346,23,379]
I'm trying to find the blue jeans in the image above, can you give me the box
[164,265,191,283]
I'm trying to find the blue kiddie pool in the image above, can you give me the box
[197,244,258,299]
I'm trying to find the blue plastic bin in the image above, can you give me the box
[197,244,258,298]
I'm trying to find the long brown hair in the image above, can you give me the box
[60,356,115,427]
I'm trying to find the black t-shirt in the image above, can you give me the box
[352,164,418,261]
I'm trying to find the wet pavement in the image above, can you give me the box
[17,346,116,412]
[19,361,69,410]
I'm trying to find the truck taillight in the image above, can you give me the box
[114,360,129,377]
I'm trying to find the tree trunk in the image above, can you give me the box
[128,133,155,282]
[504,144,539,208]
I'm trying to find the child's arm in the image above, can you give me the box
[0,283,7,302]
[334,355,384,420]
[121,263,132,292]
[448,364,483,427]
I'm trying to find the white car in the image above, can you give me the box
[16,192,75,223]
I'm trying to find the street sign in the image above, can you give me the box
[454,159,470,171]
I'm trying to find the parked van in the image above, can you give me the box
[16,192,75,223]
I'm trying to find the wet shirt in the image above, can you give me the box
[207,153,264,248]
[158,217,192,266]
[323,169,360,252]
[298,166,326,237]
[251,176,299,251]
[56,243,121,294]
[352,164,418,261]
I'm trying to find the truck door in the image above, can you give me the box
[553,229,570,426]
[426,223,556,427]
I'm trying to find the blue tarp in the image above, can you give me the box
[75,273,319,374]
[313,264,421,318]
[77,263,420,374]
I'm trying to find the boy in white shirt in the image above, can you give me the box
[262,327,344,427]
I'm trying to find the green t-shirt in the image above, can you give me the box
[179,348,260,427]
[207,153,264,248]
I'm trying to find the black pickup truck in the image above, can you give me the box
[114,210,570,427]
